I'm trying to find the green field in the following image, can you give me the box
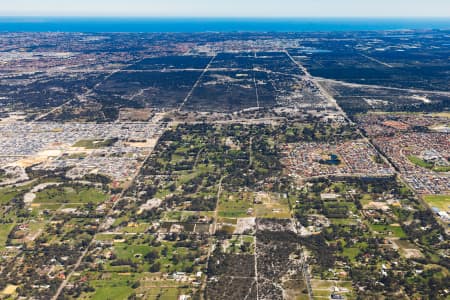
[408,155,434,169]
[138,281,191,300]
[218,200,252,218]
[433,166,450,172]
[0,186,27,204]
[34,185,108,204]
[394,239,421,254]
[330,218,358,226]
[218,191,254,218]
[254,202,291,218]
[114,244,154,261]
[88,282,134,300]
[120,223,150,234]
[73,138,118,149]
[370,224,407,238]
[408,155,450,172]
[342,247,360,261]
[107,239,201,274]
[423,195,449,212]
[0,223,15,249]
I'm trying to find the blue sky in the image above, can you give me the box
[1,0,450,17]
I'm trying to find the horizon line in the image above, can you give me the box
[1,15,450,19]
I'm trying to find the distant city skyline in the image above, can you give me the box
[1,0,450,17]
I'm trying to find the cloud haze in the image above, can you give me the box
[1,0,450,17]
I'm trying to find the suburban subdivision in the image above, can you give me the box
[0,30,448,300]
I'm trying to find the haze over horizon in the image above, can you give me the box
[1,0,450,18]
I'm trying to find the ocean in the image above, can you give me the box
[0,17,449,33]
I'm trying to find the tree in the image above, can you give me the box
[149,262,161,272]
[144,250,159,262]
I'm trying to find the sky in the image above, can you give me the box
[1,0,450,17]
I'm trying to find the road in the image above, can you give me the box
[284,50,450,97]
[285,50,351,121]
[33,56,153,122]
[200,175,225,299]
[175,117,285,126]
[284,48,446,300]
[253,71,260,108]
[51,125,166,300]
[47,49,447,299]
[178,55,216,111]
[360,53,394,68]
[316,77,450,97]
